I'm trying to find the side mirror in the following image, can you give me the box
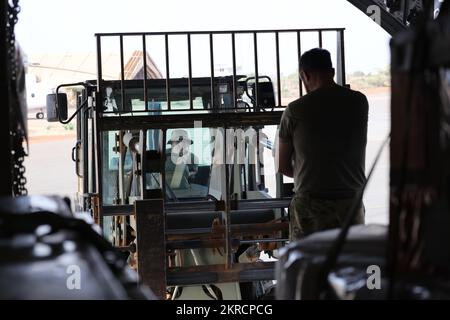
[253,82,275,108]
[245,76,276,109]
[46,93,68,122]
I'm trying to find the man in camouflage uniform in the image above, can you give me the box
[277,48,368,240]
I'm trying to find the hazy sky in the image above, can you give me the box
[16,0,391,73]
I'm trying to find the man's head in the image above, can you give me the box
[168,129,193,147]
[299,48,335,93]
[168,129,192,159]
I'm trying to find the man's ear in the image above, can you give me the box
[300,70,308,82]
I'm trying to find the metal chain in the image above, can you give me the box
[7,0,27,196]
[11,131,27,195]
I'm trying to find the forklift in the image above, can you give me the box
[45,28,348,299]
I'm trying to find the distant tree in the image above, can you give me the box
[278,66,390,97]
[347,66,390,89]
[352,71,365,77]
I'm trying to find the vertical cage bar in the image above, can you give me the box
[165,34,171,110]
[253,32,259,111]
[95,124,103,231]
[224,127,232,269]
[209,33,215,110]
[82,96,89,209]
[337,30,346,86]
[318,30,323,48]
[161,129,167,201]
[139,130,147,198]
[275,31,281,107]
[96,35,103,92]
[119,35,125,113]
[95,35,103,229]
[187,34,193,110]
[259,130,265,187]
[231,33,237,110]
[142,35,148,109]
[256,129,261,189]
[340,30,346,85]
[118,131,125,204]
[297,31,303,97]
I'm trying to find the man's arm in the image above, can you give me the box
[277,105,295,178]
[278,138,294,178]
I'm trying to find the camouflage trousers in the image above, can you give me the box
[289,193,365,241]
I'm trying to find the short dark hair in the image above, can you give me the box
[299,48,333,72]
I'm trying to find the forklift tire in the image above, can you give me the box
[36,112,44,119]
